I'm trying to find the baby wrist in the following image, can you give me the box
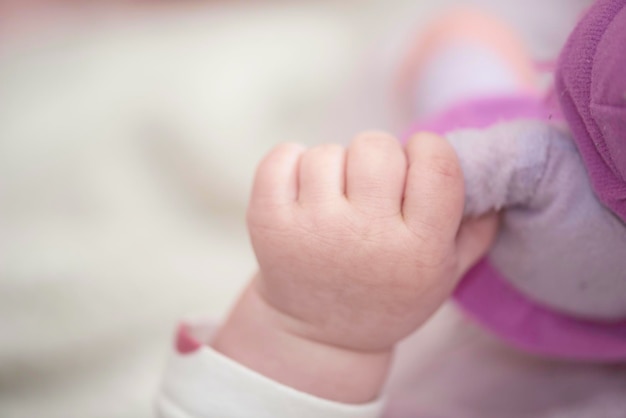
[212,279,392,403]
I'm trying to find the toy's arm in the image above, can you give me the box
[447,119,626,320]
[445,120,560,217]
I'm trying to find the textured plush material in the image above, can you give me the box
[408,97,626,360]
[404,0,626,359]
[450,120,626,321]
[555,0,626,222]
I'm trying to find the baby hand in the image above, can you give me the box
[247,132,493,352]
[213,132,496,403]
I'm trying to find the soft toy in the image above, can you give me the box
[405,0,626,360]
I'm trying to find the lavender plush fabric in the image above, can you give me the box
[448,120,626,322]
[411,100,626,360]
[403,0,626,360]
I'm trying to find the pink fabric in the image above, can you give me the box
[176,323,202,355]
[404,94,553,138]
[555,0,626,221]
[457,259,626,361]
[405,95,626,360]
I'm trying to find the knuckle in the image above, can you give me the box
[311,143,344,156]
[257,142,301,175]
[352,131,399,151]
[303,143,344,166]
[417,140,462,182]
[414,135,461,180]
[302,205,365,241]
[354,194,400,216]
[263,142,304,168]
[428,155,462,180]
[306,203,348,230]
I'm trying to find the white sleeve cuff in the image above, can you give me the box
[157,320,385,418]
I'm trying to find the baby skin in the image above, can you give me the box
[212,131,497,404]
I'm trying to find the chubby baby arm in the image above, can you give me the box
[212,132,497,404]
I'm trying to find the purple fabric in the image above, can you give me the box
[405,94,626,360]
[447,120,626,321]
[457,259,626,361]
[555,0,626,222]
[401,0,626,361]
[404,94,552,137]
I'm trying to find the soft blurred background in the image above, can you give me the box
[0,0,590,417]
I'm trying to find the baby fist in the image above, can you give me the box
[247,132,494,352]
